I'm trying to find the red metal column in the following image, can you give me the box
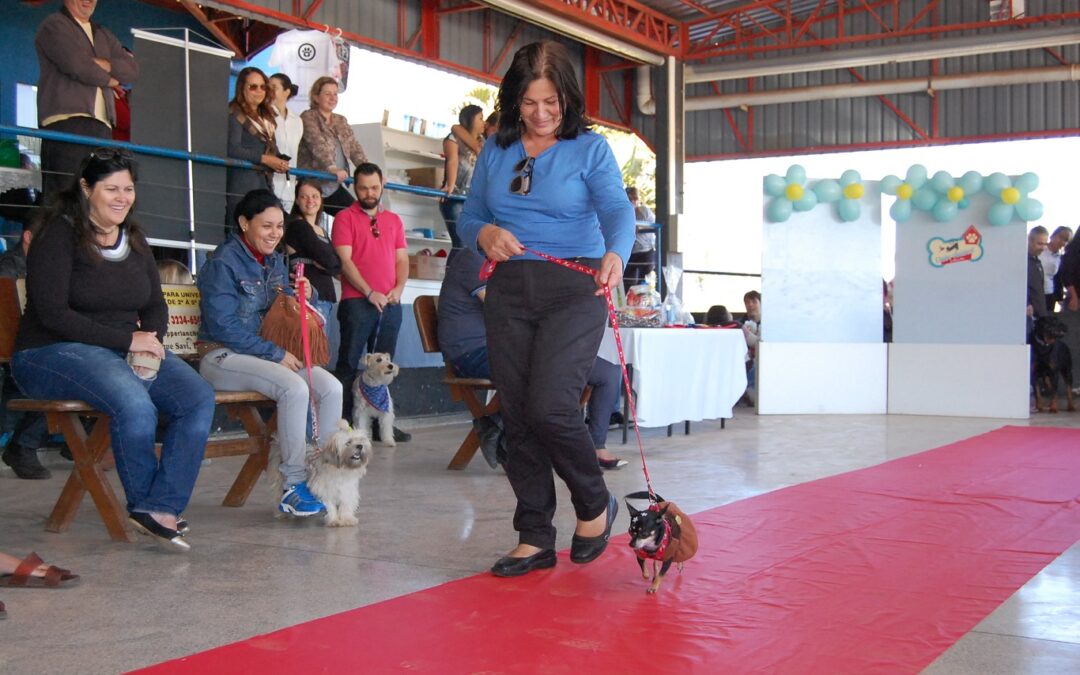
[584,46,601,119]
[421,0,440,61]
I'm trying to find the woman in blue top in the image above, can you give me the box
[457,41,636,577]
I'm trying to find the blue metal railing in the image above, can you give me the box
[0,123,463,202]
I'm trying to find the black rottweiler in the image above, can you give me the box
[1032,316,1075,413]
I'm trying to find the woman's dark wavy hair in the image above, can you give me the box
[233,189,283,228]
[49,149,148,262]
[229,67,276,124]
[495,41,590,149]
[289,179,325,222]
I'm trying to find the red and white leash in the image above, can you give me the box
[295,263,321,447]
[480,249,658,504]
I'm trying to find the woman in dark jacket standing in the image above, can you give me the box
[226,67,290,227]
[11,150,215,551]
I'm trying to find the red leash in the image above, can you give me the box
[296,263,321,446]
[480,249,657,504]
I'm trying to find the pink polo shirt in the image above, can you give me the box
[332,202,407,301]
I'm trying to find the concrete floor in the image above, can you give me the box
[1,411,1078,674]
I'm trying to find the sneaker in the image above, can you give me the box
[278,481,326,517]
[2,444,51,480]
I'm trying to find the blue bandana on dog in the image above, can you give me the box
[360,382,391,414]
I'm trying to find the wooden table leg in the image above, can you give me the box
[46,413,131,542]
[222,405,273,507]
[447,429,481,471]
[448,389,500,470]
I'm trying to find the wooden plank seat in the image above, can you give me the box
[0,277,278,542]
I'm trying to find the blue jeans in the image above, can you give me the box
[439,198,464,248]
[450,346,491,380]
[12,344,216,516]
[586,358,621,450]
[336,298,402,417]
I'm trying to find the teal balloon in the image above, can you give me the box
[959,171,983,194]
[932,199,957,223]
[813,179,842,203]
[987,202,1014,226]
[912,188,938,211]
[786,164,806,185]
[985,172,1011,194]
[837,199,860,222]
[840,169,861,186]
[1016,197,1044,222]
[793,190,818,212]
[958,197,970,209]
[767,198,793,223]
[880,175,902,194]
[1015,172,1039,194]
[890,199,913,223]
[906,164,928,188]
[931,171,955,193]
[764,174,786,196]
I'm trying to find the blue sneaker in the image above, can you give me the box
[278,481,326,517]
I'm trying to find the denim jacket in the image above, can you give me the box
[197,234,317,362]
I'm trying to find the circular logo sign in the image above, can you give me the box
[298,43,316,62]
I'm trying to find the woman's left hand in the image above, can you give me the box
[594,252,624,296]
[294,275,313,300]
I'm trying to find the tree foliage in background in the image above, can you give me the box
[596,126,656,209]
[454,86,498,119]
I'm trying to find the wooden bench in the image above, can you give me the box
[1,277,276,542]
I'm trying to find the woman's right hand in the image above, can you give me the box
[261,154,290,173]
[335,169,349,183]
[280,352,303,371]
[129,331,165,360]
[477,224,524,262]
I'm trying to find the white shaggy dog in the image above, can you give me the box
[352,352,400,447]
[307,419,371,527]
[270,419,371,527]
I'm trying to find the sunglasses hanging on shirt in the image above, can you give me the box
[510,156,535,196]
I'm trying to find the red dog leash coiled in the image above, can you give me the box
[480,249,657,504]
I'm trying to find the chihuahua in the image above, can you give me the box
[627,491,699,594]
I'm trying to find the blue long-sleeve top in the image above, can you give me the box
[456,130,636,266]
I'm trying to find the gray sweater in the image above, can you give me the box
[35,7,139,127]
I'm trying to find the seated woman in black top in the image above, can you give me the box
[286,180,342,338]
[10,150,215,551]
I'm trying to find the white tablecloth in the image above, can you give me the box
[598,327,748,428]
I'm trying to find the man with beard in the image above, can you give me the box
[332,163,412,442]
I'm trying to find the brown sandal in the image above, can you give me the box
[0,552,80,588]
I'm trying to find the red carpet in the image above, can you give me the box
[138,426,1080,674]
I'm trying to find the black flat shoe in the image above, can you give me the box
[598,457,628,470]
[472,416,502,470]
[128,512,190,552]
[2,444,51,480]
[491,548,557,577]
[570,493,618,564]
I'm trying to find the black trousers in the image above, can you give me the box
[40,117,111,201]
[485,259,610,549]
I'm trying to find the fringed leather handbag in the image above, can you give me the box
[259,291,330,366]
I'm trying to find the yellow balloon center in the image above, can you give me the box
[947,186,964,203]
[896,183,913,200]
[843,183,864,200]
[785,183,804,201]
[1001,187,1021,205]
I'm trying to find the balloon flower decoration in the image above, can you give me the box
[881,165,930,223]
[985,172,1043,226]
[763,165,816,222]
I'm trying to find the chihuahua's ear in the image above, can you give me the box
[626,502,642,517]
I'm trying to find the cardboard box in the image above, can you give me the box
[406,167,444,189]
[409,254,446,281]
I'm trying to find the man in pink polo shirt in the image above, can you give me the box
[332,162,411,442]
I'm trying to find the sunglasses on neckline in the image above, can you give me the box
[369,214,381,239]
[510,156,535,196]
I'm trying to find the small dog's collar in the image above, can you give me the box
[637,516,673,561]
[360,382,391,414]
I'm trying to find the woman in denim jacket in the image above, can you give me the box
[197,190,342,517]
